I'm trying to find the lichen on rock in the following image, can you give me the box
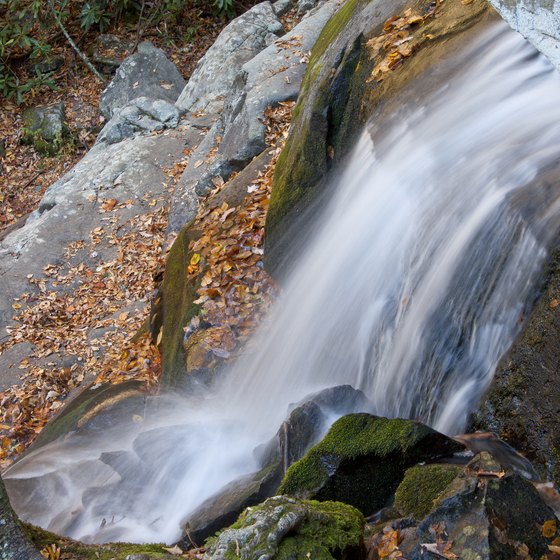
[203,495,365,560]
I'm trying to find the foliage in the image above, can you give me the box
[0,0,239,103]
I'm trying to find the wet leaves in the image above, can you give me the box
[182,102,294,369]
[366,7,437,82]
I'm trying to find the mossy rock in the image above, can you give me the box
[278,414,462,516]
[22,103,68,156]
[204,495,366,560]
[28,380,145,449]
[394,463,462,520]
[265,0,493,275]
[157,149,275,387]
[408,453,557,560]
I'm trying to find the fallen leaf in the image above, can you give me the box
[543,519,557,538]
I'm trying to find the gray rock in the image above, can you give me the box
[175,2,284,114]
[97,97,180,145]
[0,476,43,560]
[272,0,292,15]
[22,103,67,155]
[219,0,341,165]
[0,342,35,392]
[99,42,186,120]
[0,124,203,384]
[489,0,560,71]
[168,0,339,233]
[92,34,135,71]
[297,0,318,13]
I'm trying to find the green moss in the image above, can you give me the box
[24,523,169,560]
[276,500,364,560]
[211,497,364,560]
[160,222,201,386]
[394,463,462,520]
[278,414,432,496]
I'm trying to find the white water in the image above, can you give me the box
[5,22,560,545]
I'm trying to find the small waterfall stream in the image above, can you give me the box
[5,22,560,545]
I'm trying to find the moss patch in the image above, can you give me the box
[24,523,169,560]
[394,463,462,519]
[159,222,202,387]
[206,496,365,560]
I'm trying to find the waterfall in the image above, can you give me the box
[4,22,560,546]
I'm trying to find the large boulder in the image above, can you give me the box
[202,495,366,560]
[179,385,372,548]
[175,2,284,114]
[488,0,560,71]
[278,414,463,516]
[99,42,186,120]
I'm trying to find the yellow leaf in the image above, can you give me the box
[190,253,201,266]
[156,328,163,346]
[543,519,557,538]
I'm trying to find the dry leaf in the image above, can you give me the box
[543,519,557,538]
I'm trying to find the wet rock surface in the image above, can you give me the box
[478,249,560,484]
[278,414,463,516]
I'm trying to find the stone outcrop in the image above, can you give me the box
[174,2,284,114]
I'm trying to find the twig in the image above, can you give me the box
[132,0,148,52]
[45,0,107,84]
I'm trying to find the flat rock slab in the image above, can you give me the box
[0,124,203,393]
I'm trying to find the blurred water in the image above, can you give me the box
[5,22,560,545]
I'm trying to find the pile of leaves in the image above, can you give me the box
[366,4,440,82]
[181,101,295,368]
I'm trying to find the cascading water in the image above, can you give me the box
[4,21,560,546]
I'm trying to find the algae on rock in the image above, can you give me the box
[394,463,462,520]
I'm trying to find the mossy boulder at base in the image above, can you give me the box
[203,495,366,560]
[402,452,558,559]
[22,103,68,155]
[277,414,463,516]
[394,463,463,520]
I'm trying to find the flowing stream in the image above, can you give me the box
[5,22,560,545]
